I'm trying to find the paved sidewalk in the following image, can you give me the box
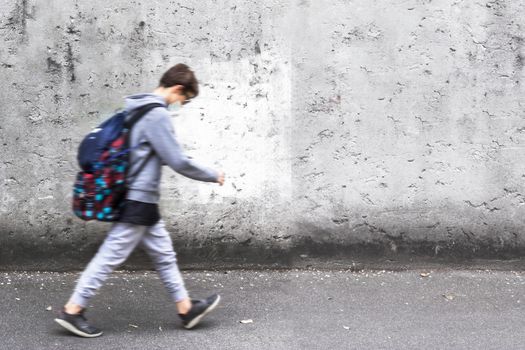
[1,268,524,350]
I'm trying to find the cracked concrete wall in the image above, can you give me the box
[1,0,524,269]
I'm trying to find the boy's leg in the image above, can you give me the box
[140,219,220,329]
[68,222,148,309]
[139,219,189,304]
[55,222,147,337]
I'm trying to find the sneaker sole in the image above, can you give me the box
[184,295,221,329]
[54,318,103,338]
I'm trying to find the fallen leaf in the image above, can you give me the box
[240,319,253,324]
[442,293,455,301]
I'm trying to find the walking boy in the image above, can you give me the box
[55,64,224,337]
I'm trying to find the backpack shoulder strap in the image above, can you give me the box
[124,102,165,182]
[124,103,165,129]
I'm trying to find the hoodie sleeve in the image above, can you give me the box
[142,111,218,183]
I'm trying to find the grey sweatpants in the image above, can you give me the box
[69,220,188,307]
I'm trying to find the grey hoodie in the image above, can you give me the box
[124,93,218,203]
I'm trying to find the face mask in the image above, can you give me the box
[168,101,182,112]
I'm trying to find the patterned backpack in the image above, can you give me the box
[73,103,163,221]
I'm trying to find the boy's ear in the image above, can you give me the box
[171,85,184,94]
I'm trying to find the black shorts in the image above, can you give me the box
[117,199,160,226]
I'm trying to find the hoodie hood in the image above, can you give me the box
[124,93,167,112]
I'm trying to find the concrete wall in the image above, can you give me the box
[1,0,524,270]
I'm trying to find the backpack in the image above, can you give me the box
[72,103,164,221]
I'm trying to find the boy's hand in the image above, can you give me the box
[217,171,225,186]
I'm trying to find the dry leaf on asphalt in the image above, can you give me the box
[442,293,455,301]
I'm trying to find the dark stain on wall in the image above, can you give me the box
[5,0,32,39]
[512,36,524,78]
[46,57,61,74]
[65,42,76,82]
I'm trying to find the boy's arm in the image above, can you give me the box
[143,113,219,183]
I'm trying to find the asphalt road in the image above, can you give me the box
[1,268,524,350]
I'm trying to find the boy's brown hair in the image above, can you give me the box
[159,63,199,97]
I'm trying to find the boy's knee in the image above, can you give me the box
[94,248,132,269]
[154,251,177,267]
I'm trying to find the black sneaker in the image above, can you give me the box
[54,309,103,338]
[179,294,221,329]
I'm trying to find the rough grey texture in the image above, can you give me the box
[1,0,525,269]
[1,269,525,349]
